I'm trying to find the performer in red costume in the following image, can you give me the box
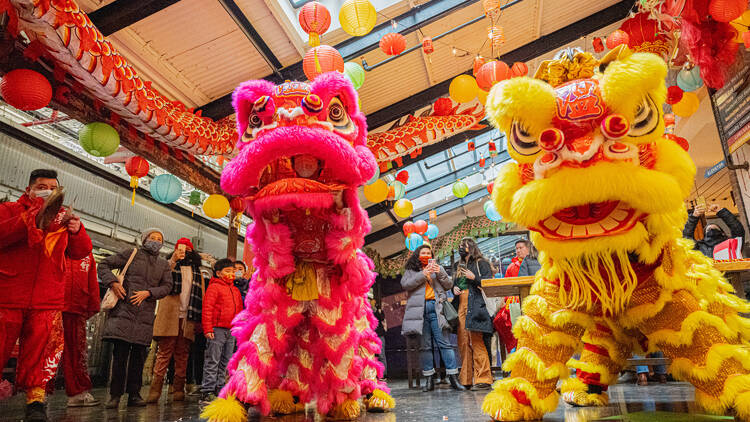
[0,169,92,422]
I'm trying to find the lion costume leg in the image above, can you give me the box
[482,281,590,421]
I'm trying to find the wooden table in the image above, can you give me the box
[714,259,750,300]
[481,276,535,301]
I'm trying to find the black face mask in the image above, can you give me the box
[458,249,469,258]
[705,228,726,242]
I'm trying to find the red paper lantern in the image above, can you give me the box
[414,219,428,235]
[125,156,149,206]
[593,37,604,53]
[303,45,344,81]
[709,0,746,22]
[606,29,630,49]
[476,60,510,91]
[666,85,684,105]
[0,69,52,111]
[230,197,245,214]
[380,33,406,56]
[396,170,409,184]
[473,56,487,76]
[298,1,331,47]
[422,37,434,55]
[510,62,528,77]
[403,221,416,236]
[619,12,671,60]
[479,157,486,167]
[467,141,475,151]
[487,182,494,194]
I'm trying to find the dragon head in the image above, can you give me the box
[220,72,377,217]
[489,47,696,264]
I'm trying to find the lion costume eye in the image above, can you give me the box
[628,95,659,137]
[327,97,355,135]
[510,120,541,157]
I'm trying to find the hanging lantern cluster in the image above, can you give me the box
[339,0,377,36]
[0,69,52,111]
[125,156,149,206]
[150,174,183,204]
[79,122,120,157]
[302,45,344,81]
[298,1,331,47]
[487,25,505,50]
[380,32,407,56]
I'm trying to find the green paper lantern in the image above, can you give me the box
[78,122,120,157]
[150,174,183,204]
[390,180,406,200]
[452,180,469,198]
[189,190,202,206]
[343,61,365,90]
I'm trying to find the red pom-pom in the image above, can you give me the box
[666,86,684,105]
[432,98,453,116]
[0,69,52,111]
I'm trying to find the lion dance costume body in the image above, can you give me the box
[201,72,394,421]
[481,47,750,421]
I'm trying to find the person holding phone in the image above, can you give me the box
[683,202,745,257]
[400,245,466,392]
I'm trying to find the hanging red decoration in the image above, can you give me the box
[666,85,684,105]
[619,12,672,60]
[476,60,510,91]
[709,0,746,22]
[488,141,497,157]
[483,0,501,19]
[606,29,630,49]
[479,156,486,167]
[298,2,331,47]
[487,25,505,50]
[380,33,407,56]
[230,197,245,214]
[510,62,528,77]
[414,219,428,235]
[396,170,410,184]
[467,141,476,151]
[592,37,604,53]
[0,69,53,111]
[487,182,494,194]
[473,56,487,76]
[422,37,434,55]
[125,156,149,206]
[403,221,416,236]
[433,97,453,116]
[302,45,344,81]
[665,133,690,151]
[428,210,438,220]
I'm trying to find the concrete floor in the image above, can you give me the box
[0,379,734,421]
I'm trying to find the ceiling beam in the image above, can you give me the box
[218,0,283,73]
[88,0,183,36]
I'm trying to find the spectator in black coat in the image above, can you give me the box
[683,203,744,258]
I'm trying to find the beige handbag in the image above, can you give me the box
[100,248,138,311]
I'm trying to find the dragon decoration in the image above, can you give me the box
[200,72,394,421]
[481,46,750,421]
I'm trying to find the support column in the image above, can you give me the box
[227,210,238,260]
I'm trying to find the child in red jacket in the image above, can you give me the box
[200,259,243,403]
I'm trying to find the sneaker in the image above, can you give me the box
[199,392,217,405]
[67,392,101,407]
[127,394,147,407]
[25,401,47,422]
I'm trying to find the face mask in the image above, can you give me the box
[419,256,431,266]
[705,228,725,240]
[235,271,243,278]
[33,189,52,199]
[143,240,162,254]
[459,249,469,258]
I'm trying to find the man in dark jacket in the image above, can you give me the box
[0,169,92,422]
[683,203,745,257]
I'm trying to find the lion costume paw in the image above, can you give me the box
[327,399,361,420]
[560,378,609,407]
[365,389,395,412]
[268,389,304,415]
[199,395,247,422]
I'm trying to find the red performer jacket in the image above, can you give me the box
[504,257,522,278]
[0,194,92,310]
[202,276,242,335]
[64,253,101,318]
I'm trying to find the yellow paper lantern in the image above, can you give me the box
[203,194,230,219]
[476,86,488,105]
[393,198,413,218]
[364,179,388,203]
[339,0,377,37]
[672,92,700,117]
[449,75,479,103]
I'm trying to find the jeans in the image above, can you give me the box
[635,351,667,375]
[421,300,458,376]
[201,328,235,394]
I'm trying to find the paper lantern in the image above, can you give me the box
[476,88,488,105]
[414,219,428,234]
[339,0,377,36]
[709,0,746,22]
[405,233,423,251]
[78,122,120,157]
[676,66,703,92]
[428,209,437,220]
[343,61,365,90]
[483,0,501,19]
[150,174,183,204]
[672,92,700,117]
[125,156,149,206]
[230,197,245,214]
[479,156,486,167]
[487,182,494,194]
[487,26,505,50]
[510,62,528,77]
[489,141,497,157]
[203,194,230,219]
[619,12,672,60]
[303,45,344,81]
[393,198,413,218]
[380,33,406,56]
[606,30,629,49]
[425,223,439,240]
[0,69,53,111]
[452,180,469,198]
[593,37,604,53]
[449,75,479,103]
[396,170,409,184]
[189,190,202,206]
[473,56,487,76]
[422,37,434,55]
[364,179,388,203]
[366,166,380,185]
[390,181,406,200]
[476,61,510,91]
[666,85,684,104]
[484,200,502,221]
[403,221,416,236]
[299,2,331,47]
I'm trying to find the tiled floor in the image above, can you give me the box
[0,379,733,421]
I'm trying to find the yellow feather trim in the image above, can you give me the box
[694,374,750,414]
[482,389,542,421]
[513,316,581,349]
[502,348,570,381]
[521,295,593,330]
[366,389,395,410]
[268,389,303,415]
[327,399,361,420]
[580,330,629,364]
[560,378,610,407]
[489,377,560,414]
[618,286,672,328]
[734,391,750,421]
[199,395,248,422]
[668,344,750,382]
[646,310,742,347]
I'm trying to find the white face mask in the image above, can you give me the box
[33,189,53,199]
[235,271,243,278]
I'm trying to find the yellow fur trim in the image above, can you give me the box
[565,359,619,385]
[366,389,395,410]
[521,295,594,331]
[646,309,743,347]
[200,395,248,422]
[513,315,581,349]
[482,389,542,421]
[268,389,303,415]
[488,377,560,415]
[327,399,361,420]
[502,348,570,381]
[668,344,750,382]
[694,374,750,415]
[734,391,750,421]
[560,379,609,407]
[492,163,522,219]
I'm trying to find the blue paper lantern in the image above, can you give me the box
[425,223,439,239]
[391,181,406,200]
[405,233,424,251]
[150,174,183,204]
[484,200,502,221]
[676,66,703,92]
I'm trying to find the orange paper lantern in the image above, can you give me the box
[298,2,331,47]
[422,37,434,55]
[487,25,505,50]
[510,62,528,77]
[303,45,344,81]
[0,69,52,111]
[476,60,510,91]
[380,33,406,55]
[709,0,746,22]
[593,37,604,53]
[606,29,630,49]
[473,56,487,76]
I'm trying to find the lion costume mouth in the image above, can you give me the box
[533,200,644,240]
[251,155,346,200]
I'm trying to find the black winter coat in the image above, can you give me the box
[683,208,744,258]
[454,259,494,334]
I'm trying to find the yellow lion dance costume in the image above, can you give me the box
[481,46,750,421]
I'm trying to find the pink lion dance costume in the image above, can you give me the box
[201,72,395,422]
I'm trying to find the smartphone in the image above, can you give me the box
[428,259,436,266]
[696,196,706,209]
[458,263,467,270]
